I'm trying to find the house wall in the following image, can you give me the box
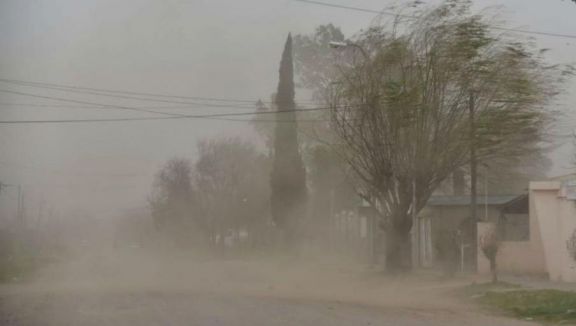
[418,205,501,267]
[531,181,576,282]
[477,190,547,276]
[477,222,546,276]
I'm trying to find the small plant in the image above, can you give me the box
[480,225,500,284]
[567,229,576,262]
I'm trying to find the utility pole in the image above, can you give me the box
[329,188,335,251]
[484,173,488,221]
[0,182,23,228]
[412,139,418,267]
[469,92,478,272]
[1,182,24,254]
[17,185,24,230]
[412,178,418,267]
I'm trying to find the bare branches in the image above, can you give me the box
[323,0,565,271]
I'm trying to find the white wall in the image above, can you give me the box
[531,181,576,282]
[478,220,546,276]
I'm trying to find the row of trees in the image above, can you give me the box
[147,35,355,253]
[148,139,270,250]
[147,0,571,271]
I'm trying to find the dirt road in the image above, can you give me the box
[0,252,534,325]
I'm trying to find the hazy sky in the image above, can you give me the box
[0,0,575,220]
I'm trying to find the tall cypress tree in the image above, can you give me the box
[270,34,307,241]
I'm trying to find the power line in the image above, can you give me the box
[0,102,162,108]
[0,78,317,106]
[0,106,329,123]
[0,78,258,103]
[0,102,177,108]
[0,89,188,118]
[0,80,258,110]
[488,26,576,40]
[0,115,328,125]
[0,100,341,124]
[293,0,576,40]
[0,85,345,124]
[294,0,406,17]
[0,102,291,111]
[0,102,219,112]
[0,88,327,122]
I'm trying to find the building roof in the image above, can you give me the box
[427,194,524,207]
[549,173,576,182]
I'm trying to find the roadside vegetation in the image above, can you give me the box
[0,251,39,283]
[0,231,41,283]
[0,229,64,283]
[465,283,576,324]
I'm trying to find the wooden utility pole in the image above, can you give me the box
[469,92,478,272]
[17,185,24,229]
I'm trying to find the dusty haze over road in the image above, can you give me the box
[0,252,536,325]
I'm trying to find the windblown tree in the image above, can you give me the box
[327,1,566,272]
[292,25,364,242]
[481,153,551,192]
[270,34,308,243]
[252,97,341,242]
[293,24,346,97]
[251,98,276,153]
[195,138,270,249]
[149,158,199,246]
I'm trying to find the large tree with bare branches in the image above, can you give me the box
[326,1,566,271]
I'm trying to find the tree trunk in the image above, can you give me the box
[385,225,412,273]
[490,257,498,283]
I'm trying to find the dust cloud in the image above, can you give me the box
[0,238,530,326]
[1,0,575,325]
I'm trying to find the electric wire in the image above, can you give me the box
[293,0,576,40]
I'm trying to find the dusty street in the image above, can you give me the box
[0,290,534,326]
[0,252,535,326]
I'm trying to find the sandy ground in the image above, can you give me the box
[0,251,536,325]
